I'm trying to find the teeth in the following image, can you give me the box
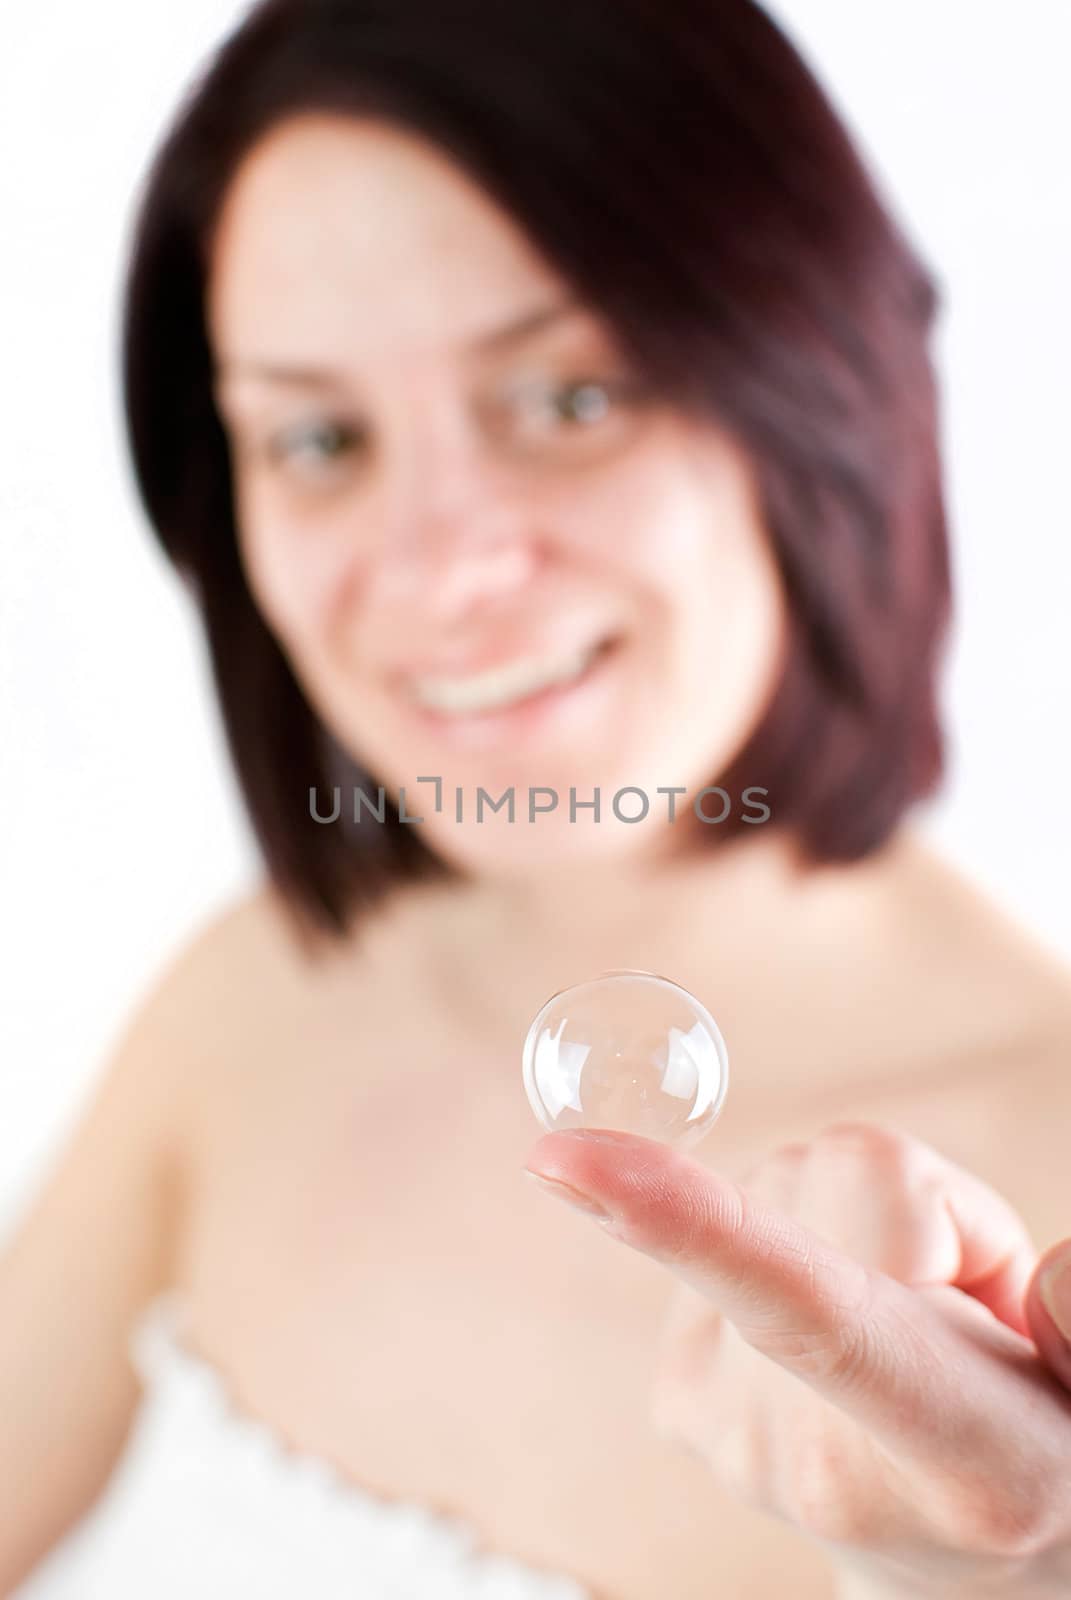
[410,643,602,715]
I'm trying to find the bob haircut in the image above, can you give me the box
[121,0,951,948]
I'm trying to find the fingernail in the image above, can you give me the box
[1039,1256,1071,1340]
[523,1169,614,1221]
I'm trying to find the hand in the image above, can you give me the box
[523,1121,1071,1598]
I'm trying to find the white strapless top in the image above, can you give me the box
[14,1291,595,1599]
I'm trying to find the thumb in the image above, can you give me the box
[1025,1240,1071,1389]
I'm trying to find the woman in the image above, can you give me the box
[4,0,1071,1595]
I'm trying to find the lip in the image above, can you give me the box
[397,635,623,751]
[396,632,614,683]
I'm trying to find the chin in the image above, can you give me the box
[413,805,678,880]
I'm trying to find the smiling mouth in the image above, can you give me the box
[405,637,618,717]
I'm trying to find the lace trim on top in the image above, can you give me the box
[128,1290,594,1600]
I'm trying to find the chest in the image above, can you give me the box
[173,1022,854,1595]
[172,1006,1065,1599]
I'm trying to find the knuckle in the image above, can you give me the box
[756,1312,870,1390]
[706,1417,767,1504]
[649,1369,692,1442]
[819,1121,911,1173]
[650,1317,730,1435]
[786,1432,872,1543]
[770,1259,876,1382]
[658,1304,725,1382]
[974,1499,1053,1563]
[936,1477,1053,1562]
[826,1311,873,1387]
[650,1379,764,1503]
[767,1139,809,1169]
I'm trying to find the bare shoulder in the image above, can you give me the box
[75,881,345,1199]
[0,880,323,1589]
[877,828,1071,1053]
[140,879,318,1023]
[143,876,442,1147]
[131,881,353,1111]
[862,829,1071,1239]
[970,1005,1071,1249]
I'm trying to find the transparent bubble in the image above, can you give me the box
[522,969,729,1148]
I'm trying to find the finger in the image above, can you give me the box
[1025,1241,1071,1390]
[740,1123,1038,1337]
[527,1128,1062,1494]
[525,1126,1052,1473]
[897,1131,1037,1338]
[525,1127,936,1441]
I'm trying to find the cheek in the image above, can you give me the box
[237,506,354,649]
[581,443,788,725]
[660,446,785,649]
[560,444,778,632]
[544,454,711,604]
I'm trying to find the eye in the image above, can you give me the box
[552,380,616,425]
[539,377,643,427]
[263,419,368,479]
[487,372,651,460]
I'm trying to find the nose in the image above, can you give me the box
[364,410,540,625]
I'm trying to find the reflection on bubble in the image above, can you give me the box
[522,969,729,1148]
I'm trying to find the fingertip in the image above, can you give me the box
[523,1127,696,1233]
[524,1126,668,1181]
[1025,1241,1071,1389]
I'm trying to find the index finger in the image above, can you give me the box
[527,1126,878,1362]
[524,1128,1033,1460]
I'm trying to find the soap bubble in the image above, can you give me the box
[522,970,729,1148]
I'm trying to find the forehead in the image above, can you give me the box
[206,113,568,367]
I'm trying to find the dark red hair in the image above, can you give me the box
[120,0,951,946]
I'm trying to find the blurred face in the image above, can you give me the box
[207,114,788,877]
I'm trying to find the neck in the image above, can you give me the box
[382,824,959,1127]
[422,825,828,1027]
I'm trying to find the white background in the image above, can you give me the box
[2,0,1069,1240]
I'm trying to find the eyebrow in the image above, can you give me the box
[216,295,583,389]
